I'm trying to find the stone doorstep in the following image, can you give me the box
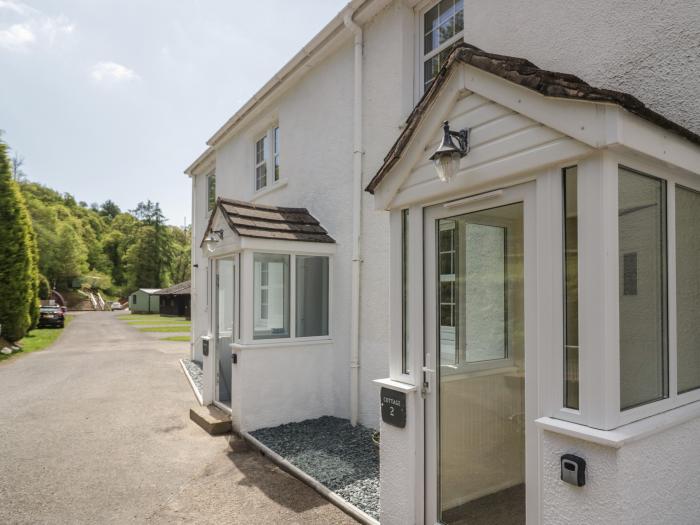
[189,405,232,436]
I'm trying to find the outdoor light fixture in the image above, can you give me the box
[202,229,224,253]
[430,120,470,183]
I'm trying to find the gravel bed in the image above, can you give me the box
[181,359,203,397]
[251,416,379,520]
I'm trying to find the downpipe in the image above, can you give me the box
[344,10,363,427]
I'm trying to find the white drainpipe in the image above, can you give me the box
[344,10,363,427]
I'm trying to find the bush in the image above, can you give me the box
[38,274,51,300]
[0,141,39,341]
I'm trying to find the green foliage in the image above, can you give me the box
[0,141,40,342]
[38,274,51,300]
[18,180,190,297]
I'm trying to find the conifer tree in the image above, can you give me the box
[0,141,39,341]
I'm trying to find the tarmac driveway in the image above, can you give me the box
[0,311,355,525]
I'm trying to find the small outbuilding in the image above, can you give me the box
[128,288,160,314]
[155,281,191,319]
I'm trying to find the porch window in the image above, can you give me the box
[422,0,464,91]
[675,185,700,394]
[401,209,410,373]
[563,167,579,409]
[253,253,290,339]
[618,167,668,410]
[295,256,329,337]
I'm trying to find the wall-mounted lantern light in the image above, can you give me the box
[430,121,470,183]
[202,229,224,253]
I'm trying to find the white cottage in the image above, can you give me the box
[186,1,700,523]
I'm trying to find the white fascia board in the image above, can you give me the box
[615,109,700,176]
[372,71,465,210]
[462,66,611,148]
[462,65,700,176]
[239,237,337,255]
[205,0,391,149]
[185,147,216,177]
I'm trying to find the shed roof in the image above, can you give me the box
[202,198,335,246]
[155,281,191,296]
[366,42,700,194]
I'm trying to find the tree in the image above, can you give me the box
[11,152,26,182]
[0,141,39,342]
[99,200,121,220]
[51,223,89,288]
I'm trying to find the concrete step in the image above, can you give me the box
[189,405,232,435]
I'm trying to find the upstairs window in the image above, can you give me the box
[255,125,281,191]
[206,171,216,213]
[255,136,267,191]
[422,0,464,91]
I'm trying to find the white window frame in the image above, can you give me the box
[246,249,333,344]
[415,0,465,97]
[545,151,700,432]
[254,135,267,192]
[206,170,216,217]
[254,125,281,192]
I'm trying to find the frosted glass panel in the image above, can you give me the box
[618,168,667,410]
[464,224,506,362]
[676,186,700,394]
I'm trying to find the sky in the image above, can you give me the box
[0,0,348,225]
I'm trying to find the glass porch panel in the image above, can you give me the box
[675,186,700,394]
[216,258,234,406]
[438,203,525,525]
[618,168,667,410]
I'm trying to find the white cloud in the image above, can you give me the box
[91,61,139,83]
[41,14,74,44]
[0,23,35,49]
[0,2,73,50]
[0,0,38,16]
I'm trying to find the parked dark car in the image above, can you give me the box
[38,306,65,328]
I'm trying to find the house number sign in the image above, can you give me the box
[381,387,406,428]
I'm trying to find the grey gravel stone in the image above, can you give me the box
[252,416,380,520]
[182,358,203,396]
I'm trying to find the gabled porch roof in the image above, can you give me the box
[366,42,700,196]
[200,198,335,248]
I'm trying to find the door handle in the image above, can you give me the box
[422,353,434,397]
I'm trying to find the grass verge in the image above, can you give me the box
[161,335,190,342]
[0,315,73,363]
[138,325,192,333]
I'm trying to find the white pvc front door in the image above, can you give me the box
[424,183,538,524]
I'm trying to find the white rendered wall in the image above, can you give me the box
[190,170,212,363]
[231,343,336,432]
[542,418,700,525]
